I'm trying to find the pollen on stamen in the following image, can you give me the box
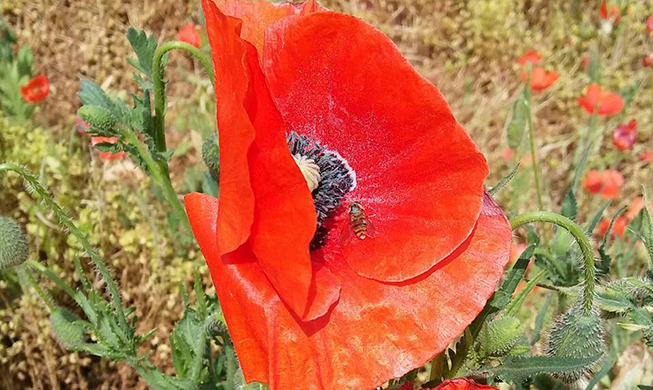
[293,154,321,192]
[287,131,356,249]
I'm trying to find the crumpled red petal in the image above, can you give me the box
[261,12,488,282]
[186,192,511,390]
[203,0,335,318]
[210,0,324,55]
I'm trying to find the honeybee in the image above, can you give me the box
[348,201,370,240]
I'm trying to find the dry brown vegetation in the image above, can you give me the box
[1,0,652,388]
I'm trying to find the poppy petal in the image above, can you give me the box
[261,12,488,282]
[204,0,332,319]
[598,92,624,116]
[187,191,510,389]
[210,0,325,55]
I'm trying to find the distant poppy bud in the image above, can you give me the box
[177,24,201,48]
[612,120,637,151]
[20,74,49,102]
[0,216,29,270]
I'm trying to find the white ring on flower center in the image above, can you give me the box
[293,154,321,192]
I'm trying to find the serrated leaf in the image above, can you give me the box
[16,45,32,78]
[641,189,653,263]
[475,354,602,384]
[561,191,577,220]
[507,93,529,149]
[488,164,520,197]
[126,27,157,77]
[78,80,120,118]
[93,142,122,153]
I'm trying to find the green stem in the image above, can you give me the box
[533,248,566,277]
[524,74,544,210]
[504,268,548,317]
[26,259,79,304]
[510,211,596,313]
[117,127,192,235]
[573,113,598,191]
[152,41,215,153]
[0,163,128,327]
[20,265,56,312]
[225,345,237,390]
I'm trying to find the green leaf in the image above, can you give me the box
[126,27,157,77]
[585,201,611,235]
[561,191,577,220]
[641,189,653,263]
[16,45,32,78]
[475,354,603,384]
[488,164,520,197]
[507,92,529,149]
[531,292,552,345]
[78,80,119,118]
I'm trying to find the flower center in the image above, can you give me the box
[287,131,356,249]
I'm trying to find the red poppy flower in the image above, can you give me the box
[644,53,652,67]
[583,169,604,194]
[577,83,624,116]
[522,67,559,92]
[397,379,498,390]
[435,379,499,390]
[599,1,620,23]
[91,136,126,161]
[647,15,653,34]
[641,150,653,163]
[597,217,628,238]
[626,197,653,220]
[612,119,637,151]
[517,50,543,65]
[177,24,201,47]
[583,169,624,199]
[185,1,512,389]
[20,74,49,102]
[500,148,515,162]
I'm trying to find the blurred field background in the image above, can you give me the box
[1,0,652,388]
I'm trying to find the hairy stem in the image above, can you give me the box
[0,163,128,327]
[510,211,596,312]
[152,41,214,153]
[19,265,56,312]
[117,127,192,235]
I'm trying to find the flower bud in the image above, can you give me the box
[0,216,29,270]
[547,305,606,383]
[50,308,87,348]
[202,133,220,180]
[77,105,116,133]
[477,315,525,358]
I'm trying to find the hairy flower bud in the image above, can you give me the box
[547,306,606,383]
[201,133,220,180]
[77,105,116,133]
[50,308,87,348]
[477,315,525,358]
[0,216,29,270]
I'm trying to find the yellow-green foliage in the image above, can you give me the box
[0,113,204,389]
